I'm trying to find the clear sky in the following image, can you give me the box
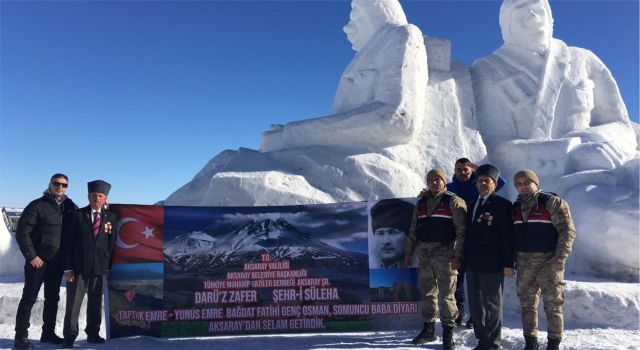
[1,0,638,208]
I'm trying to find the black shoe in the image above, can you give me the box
[411,322,436,345]
[524,335,540,350]
[63,340,74,349]
[455,312,466,327]
[443,325,456,350]
[87,335,106,344]
[546,337,561,350]
[13,336,32,350]
[40,332,64,344]
[465,317,474,329]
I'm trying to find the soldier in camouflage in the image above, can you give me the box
[512,170,576,350]
[405,168,467,350]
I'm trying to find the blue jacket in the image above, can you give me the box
[446,171,506,206]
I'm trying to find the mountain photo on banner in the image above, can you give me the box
[111,205,164,264]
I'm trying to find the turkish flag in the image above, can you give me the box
[110,205,164,264]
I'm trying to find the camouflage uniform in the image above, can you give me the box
[405,190,467,327]
[514,190,575,340]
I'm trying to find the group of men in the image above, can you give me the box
[14,174,117,349]
[404,158,575,350]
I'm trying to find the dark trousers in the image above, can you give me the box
[15,259,63,337]
[63,273,105,341]
[466,270,504,350]
[455,265,467,315]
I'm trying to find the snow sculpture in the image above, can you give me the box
[472,0,639,280]
[165,0,486,207]
[261,0,427,152]
[472,0,637,179]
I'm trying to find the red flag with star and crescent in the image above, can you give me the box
[110,205,163,264]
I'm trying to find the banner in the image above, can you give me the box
[108,199,420,339]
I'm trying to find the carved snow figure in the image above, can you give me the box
[472,0,639,280]
[261,0,427,152]
[165,0,485,207]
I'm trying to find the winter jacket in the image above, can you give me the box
[15,191,77,261]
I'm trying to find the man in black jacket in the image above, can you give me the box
[14,173,77,350]
[61,180,118,348]
[464,164,514,350]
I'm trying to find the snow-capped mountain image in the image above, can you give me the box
[163,231,218,257]
[164,218,366,272]
[162,217,369,310]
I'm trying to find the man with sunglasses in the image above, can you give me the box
[14,173,77,350]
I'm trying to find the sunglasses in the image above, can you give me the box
[52,182,69,188]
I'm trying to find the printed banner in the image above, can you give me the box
[108,199,420,339]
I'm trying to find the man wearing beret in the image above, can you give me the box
[464,164,514,350]
[61,180,118,348]
[512,170,575,350]
[446,157,506,329]
[404,169,466,350]
[370,198,414,268]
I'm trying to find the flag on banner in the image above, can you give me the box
[110,205,164,264]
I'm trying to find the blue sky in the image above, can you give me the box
[1,0,638,208]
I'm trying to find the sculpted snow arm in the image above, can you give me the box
[261,24,426,152]
[561,50,637,169]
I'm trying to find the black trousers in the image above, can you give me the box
[63,273,105,341]
[466,270,504,350]
[15,258,63,337]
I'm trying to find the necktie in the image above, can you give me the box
[474,197,485,220]
[93,212,101,236]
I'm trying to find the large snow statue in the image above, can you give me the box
[261,0,427,152]
[472,0,639,280]
[165,0,486,207]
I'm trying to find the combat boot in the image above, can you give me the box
[411,322,436,345]
[442,325,455,350]
[524,335,539,350]
[546,337,561,350]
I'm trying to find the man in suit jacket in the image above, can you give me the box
[61,180,118,348]
[463,165,514,350]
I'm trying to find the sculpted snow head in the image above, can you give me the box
[343,0,408,52]
[499,0,554,53]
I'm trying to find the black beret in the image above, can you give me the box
[87,180,111,195]
[476,164,500,183]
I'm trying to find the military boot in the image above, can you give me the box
[546,337,561,350]
[524,335,540,350]
[442,325,455,350]
[411,322,436,345]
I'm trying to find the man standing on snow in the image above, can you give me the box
[464,164,514,350]
[512,170,575,350]
[14,173,77,350]
[446,157,505,329]
[62,180,118,348]
[405,169,466,350]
